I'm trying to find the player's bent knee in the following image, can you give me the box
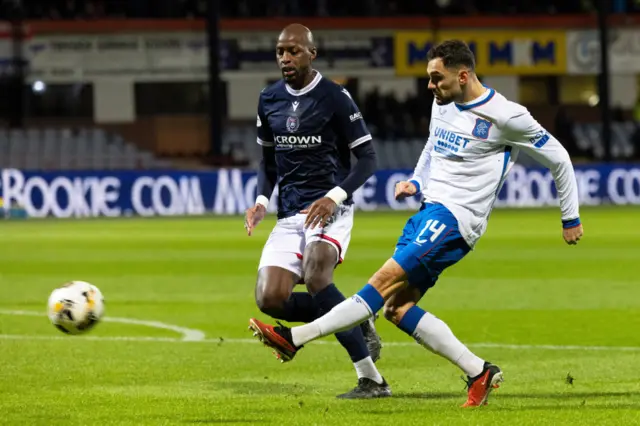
[255,288,290,314]
[254,268,296,314]
[382,285,421,324]
[383,301,415,325]
[382,304,397,323]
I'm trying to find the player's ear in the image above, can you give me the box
[309,46,317,60]
[458,69,469,86]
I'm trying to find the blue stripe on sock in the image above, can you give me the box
[355,284,384,314]
[397,305,426,335]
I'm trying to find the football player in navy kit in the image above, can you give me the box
[245,24,391,399]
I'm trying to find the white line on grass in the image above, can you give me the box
[0,334,181,342]
[0,309,205,341]
[2,310,640,352]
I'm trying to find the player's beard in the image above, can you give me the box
[433,92,453,105]
[281,66,299,84]
[434,87,462,105]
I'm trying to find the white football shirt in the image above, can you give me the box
[409,87,580,248]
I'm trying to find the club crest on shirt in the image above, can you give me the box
[472,118,492,140]
[286,116,299,133]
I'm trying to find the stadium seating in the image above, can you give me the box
[7,0,636,20]
[0,127,171,171]
[221,119,639,171]
[2,114,634,172]
[571,122,637,160]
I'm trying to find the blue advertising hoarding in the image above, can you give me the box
[1,164,639,219]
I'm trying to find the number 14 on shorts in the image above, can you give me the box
[416,219,447,244]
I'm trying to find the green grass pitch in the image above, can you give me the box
[1,207,639,425]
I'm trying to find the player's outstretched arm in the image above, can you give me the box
[503,110,583,245]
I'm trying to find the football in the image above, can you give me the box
[47,281,105,335]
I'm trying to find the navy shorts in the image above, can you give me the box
[392,203,471,295]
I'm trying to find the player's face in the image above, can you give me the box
[276,39,313,84]
[427,58,465,105]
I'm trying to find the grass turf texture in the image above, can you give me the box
[1,207,639,425]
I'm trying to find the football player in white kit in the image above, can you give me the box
[249,39,584,407]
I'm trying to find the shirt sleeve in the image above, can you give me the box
[503,108,580,224]
[333,87,373,149]
[409,136,434,192]
[410,100,438,191]
[256,93,274,147]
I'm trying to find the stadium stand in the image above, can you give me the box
[7,0,640,19]
[0,127,171,171]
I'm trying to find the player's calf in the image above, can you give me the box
[304,241,385,368]
[302,242,380,361]
[385,295,485,375]
[383,286,502,406]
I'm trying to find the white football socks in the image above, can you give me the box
[291,295,372,347]
[353,356,384,384]
[412,311,484,378]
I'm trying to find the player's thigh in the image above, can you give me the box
[302,204,354,293]
[391,203,471,295]
[383,284,422,325]
[304,204,354,266]
[257,218,305,286]
[300,241,337,294]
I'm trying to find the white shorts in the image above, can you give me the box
[257,204,355,278]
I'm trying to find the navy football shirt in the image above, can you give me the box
[256,71,372,219]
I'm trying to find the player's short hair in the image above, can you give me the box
[427,40,476,71]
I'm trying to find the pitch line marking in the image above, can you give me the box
[2,310,640,352]
[2,334,640,352]
[0,309,205,342]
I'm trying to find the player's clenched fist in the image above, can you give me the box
[244,204,266,236]
[301,197,337,230]
[563,224,583,245]
[395,181,418,200]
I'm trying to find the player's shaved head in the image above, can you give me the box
[278,23,315,49]
[276,23,317,89]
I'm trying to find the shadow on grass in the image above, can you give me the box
[213,380,311,396]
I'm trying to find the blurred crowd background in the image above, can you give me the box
[6,0,639,19]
